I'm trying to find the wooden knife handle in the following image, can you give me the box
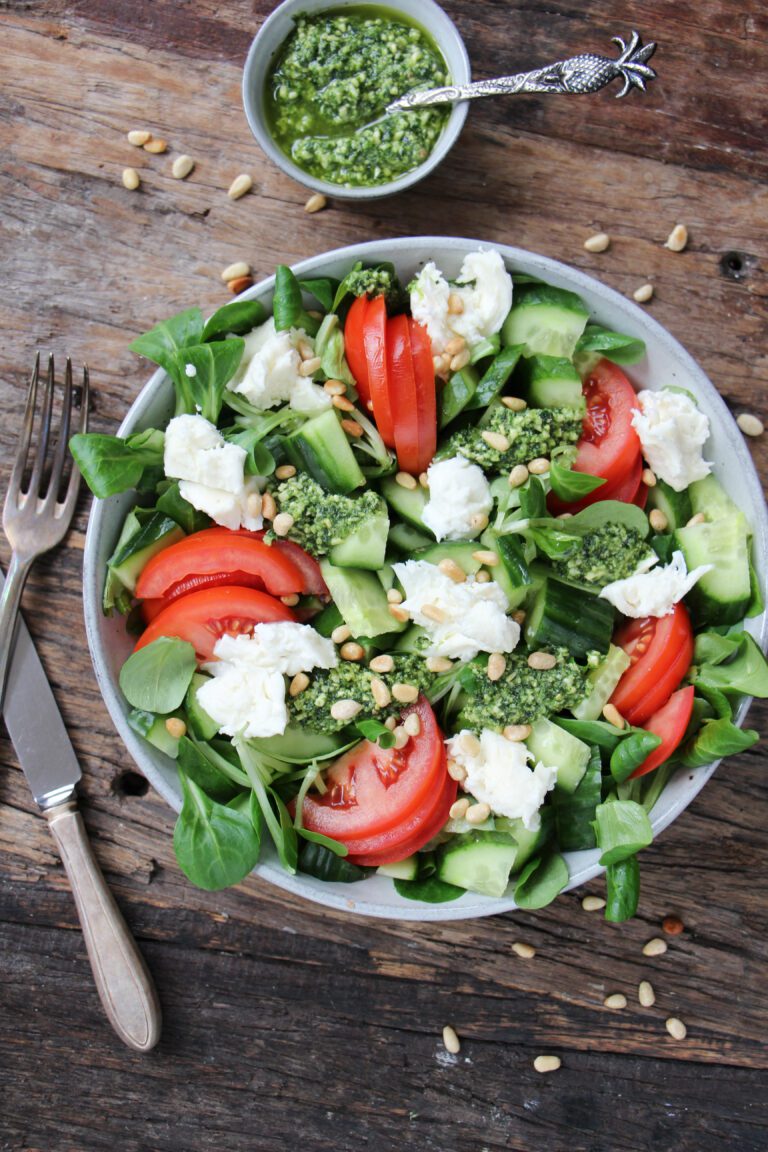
[44,798,162,1052]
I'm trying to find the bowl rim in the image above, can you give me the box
[241,0,472,200]
[83,235,768,921]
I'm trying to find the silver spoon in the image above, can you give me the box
[386,30,657,115]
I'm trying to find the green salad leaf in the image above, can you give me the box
[173,772,261,890]
[118,637,196,714]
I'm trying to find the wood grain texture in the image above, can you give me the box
[1,1,767,1149]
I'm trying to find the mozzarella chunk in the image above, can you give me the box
[393,559,520,661]
[164,413,247,492]
[599,550,712,618]
[422,455,493,541]
[178,475,264,532]
[410,248,513,355]
[230,317,330,412]
[631,389,711,492]
[446,728,557,829]
[212,625,337,677]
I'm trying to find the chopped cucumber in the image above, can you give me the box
[525,577,614,660]
[439,365,479,428]
[469,333,501,364]
[249,725,346,761]
[646,479,692,532]
[526,717,590,794]
[675,514,751,625]
[328,499,389,570]
[128,708,181,758]
[465,344,523,411]
[283,409,365,494]
[436,831,519,897]
[380,475,431,532]
[502,285,590,359]
[319,560,407,638]
[480,528,532,608]
[108,512,185,595]
[521,354,586,411]
[377,856,419,880]
[495,807,554,871]
[413,540,483,576]
[570,644,631,721]
[184,673,220,741]
[688,474,744,525]
[392,624,429,653]
[387,521,434,553]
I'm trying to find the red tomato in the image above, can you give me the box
[134,586,296,661]
[573,360,641,486]
[299,696,447,854]
[408,319,438,473]
[257,535,328,597]
[343,294,371,407]
[363,295,396,447]
[345,768,457,867]
[610,603,694,726]
[386,314,421,474]
[630,686,695,778]
[135,529,307,602]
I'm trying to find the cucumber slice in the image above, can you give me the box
[439,365,479,428]
[184,673,220,741]
[377,856,419,880]
[392,624,429,653]
[328,500,389,570]
[675,515,751,625]
[502,285,590,359]
[387,521,434,553]
[645,479,692,532]
[412,540,483,575]
[108,512,185,594]
[495,807,554,871]
[128,708,181,758]
[319,560,407,638]
[526,717,590,794]
[525,577,614,659]
[465,344,524,411]
[283,408,365,495]
[480,528,532,608]
[380,475,432,532]
[522,354,586,411]
[570,644,631,721]
[436,832,519,897]
[249,725,346,761]
[688,474,744,525]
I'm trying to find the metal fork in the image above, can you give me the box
[0,354,89,710]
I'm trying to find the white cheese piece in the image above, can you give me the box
[599,550,712,618]
[164,413,247,492]
[446,728,557,829]
[631,389,711,492]
[230,317,330,413]
[213,624,338,677]
[393,559,520,661]
[410,248,513,355]
[422,455,493,542]
[178,474,264,532]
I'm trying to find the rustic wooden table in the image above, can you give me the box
[2,2,767,1149]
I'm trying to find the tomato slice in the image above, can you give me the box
[408,318,438,473]
[299,696,444,845]
[630,686,695,778]
[345,768,457,867]
[573,360,641,486]
[344,294,371,408]
[610,602,694,726]
[135,529,307,602]
[386,314,421,474]
[173,527,329,597]
[363,295,396,447]
[134,586,296,661]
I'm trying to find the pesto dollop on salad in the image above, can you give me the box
[71,248,768,917]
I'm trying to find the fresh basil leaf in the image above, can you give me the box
[692,683,733,720]
[171,339,244,423]
[355,717,396,748]
[69,429,165,498]
[394,874,464,903]
[651,533,675,564]
[331,261,364,312]
[593,800,653,865]
[604,855,640,922]
[519,476,547,519]
[273,265,304,332]
[202,299,267,342]
[315,313,356,387]
[693,633,768,698]
[177,736,241,801]
[609,732,663,784]
[694,631,741,666]
[156,481,212,533]
[528,525,580,561]
[678,717,759,769]
[130,308,204,375]
[575,324,646,366]
[299,277,339,313]
[514,852,569,910]
[119,637,196,713]
[747,560,764,618]
[549,459,607,503]
[173,772,261,890]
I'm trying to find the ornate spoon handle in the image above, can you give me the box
[387,31,656,114]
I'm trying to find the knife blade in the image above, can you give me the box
[2,572,81,808]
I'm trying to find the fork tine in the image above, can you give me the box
[43,356,74,511]
[6,353,40,505]
[59,364,89,521]
[27,353,55,498]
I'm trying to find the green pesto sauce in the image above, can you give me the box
[265,6,451,188]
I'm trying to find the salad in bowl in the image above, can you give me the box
[76,238,768,921]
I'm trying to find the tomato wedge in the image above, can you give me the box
[345,768,457,866]
[408,318,438,473]
[386,313,421,474]
[344,294,371,407]
[630,686,695,778]
[135,528,307,602]
[573,360,641,486]
[610,602,694,726]
[134,586,296,661]
[362,295,396,447]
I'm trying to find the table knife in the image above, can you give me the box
[2,581,161,1052]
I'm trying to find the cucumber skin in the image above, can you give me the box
[525,578,614,660]
[284,409,365,495]
[526,717,590,794]
[646,479,692,532]
[501,286,589,359]
[436,832,520,898]
[675,518,751,625]
[380,476,431,532]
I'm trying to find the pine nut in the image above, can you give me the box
[469,512,489,532]
[370,677,391,708]
[604,993,627,1010]
[395,471,417,490]
[127,129,152,146]
[324,379,346,395]
[512,609,526,625]
[472,549,499,567]
[501,396,527,411]
[450,348,471,372]
[143,138,168,154]
[481,430,510,452]
[686,512,706,527]
[304,192,327,213]
[272,512,294,537]
[503,724,531,742]
[533,1055,561,1074]
[228,173,253,199]
[445,335,467,357]
[368,654,393,672]
[297,338,315,360]
[643,937,668,957]
[421,603,447,623]
[447,758,467,782]
[633,283,654,303]
[449,797,470,819]
[528,651,557,671]
[487,652,506,682]
[331,625,352,644]
[426,655,453,673]
[221,260,251,282]
[581,895,606,912]
[447,292,464,315]
[340,641,365,662]
[528,457,550,475]
[584,232,610,253]
[392,682,419,704]
[438,558,466,583]
[465,801,491,824]
[403,712,421,737]
[392,726,409,750]
[280,593,300,607]
[433,354,445,373]
[275,464,296,480]
[228,276,254,294]
[666,1017,687,1040]
[602,703,626,729]
[649,508,668,532]
[386,588,403,604]
[289,672,310,697]
[384,715,398,731]
[389,604,409,622]
[341,419,363,438]
[508,464,529,488]
[458,732,481,757]
[298,356,321,377]
[737,412,764,437]
[442,1025,461,1054]
[558,512,573,520]
[419,472,429,489]
[172,154,195,179]
[165,717,186,739]
[664,224,688,252]
[662,915,684,936]
[475,569,491,583]
[638,980,656,1007]
[261,491,276,520]
[246,492,262,518]
[330,699,362,721]
[642,467,657,487]
[332,394,356,412]
[512,941,536,959]
[122,167,141,190]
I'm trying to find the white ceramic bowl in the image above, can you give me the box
[83,237,767,921]
[242,0,471,200]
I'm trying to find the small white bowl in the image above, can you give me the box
[83,237,768,921]
[242,0,471,200]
